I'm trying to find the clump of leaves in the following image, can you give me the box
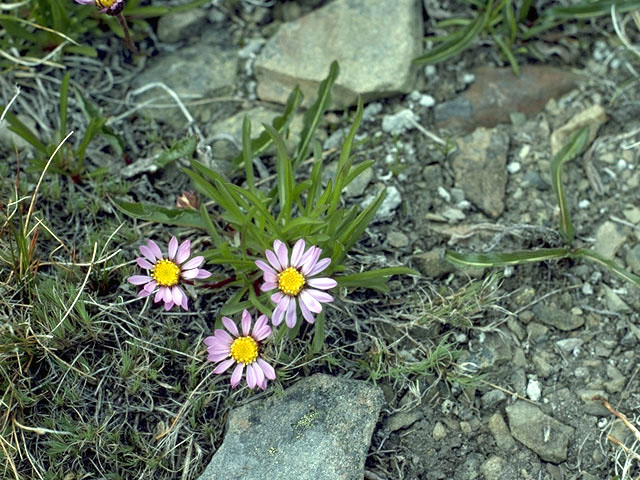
[415,0,640,75]
[446,127,640,288]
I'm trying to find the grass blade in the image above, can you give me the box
[263,124,294,223]
[59,71,71,138]
[550,126,589,245]
[445,248,571,267]
[113,199,207,229]
[576,248,640,288]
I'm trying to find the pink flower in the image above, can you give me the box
[204,310,276,390]
[127,236,211,311]
[74,0,126,16]
[255,239,337,328]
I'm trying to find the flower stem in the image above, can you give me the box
[116,13,137,53]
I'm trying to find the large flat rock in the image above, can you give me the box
[255,0,423,108]
[198,374,384,480]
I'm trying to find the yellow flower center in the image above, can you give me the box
[151,259,181,287]
[278,267,305,296]
[230,336,258,365]
[96,0,117,7]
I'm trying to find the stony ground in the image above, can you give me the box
[2,1,640,479]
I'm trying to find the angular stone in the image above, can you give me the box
[157,9,207,43]
[533,303,584,331]
[198,374,384,480]
[255,0,423,108]
[451,127,509,218]
[412,248,455,279]
[594,221,627,260]
[435,66,579,132]
[506,401,574,463]
[132,42,237,127]
[551,104,607,156]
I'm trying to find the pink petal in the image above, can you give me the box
[230,363,244,388]
[307,289,334,304]
[168,236,178,260]
[143,281,157,292]
[182,256,204,271]
[176,240,191,264]
[181,294,189,310]
[196,269,212,279]
[299,297,315,323]
[300,247,321,276]
[307,277,337,290]
[164,301,174,311]
[162,286,172,304]
[271,292,284,304]
[252,362,265,389]
[181,268,199,280]
[265,249,281,271]
[271,306,284,326]
[285,300,297,328]
[154,289,163,303]
[204,336,221,347]
[221,317,239,337]
[299,290,322,313]
[308,258,331,277]
[128,275,152,285]
[263,271,277,283]
[136,258,154,270]
[252,316,272,341]
[257,359,276,380]
[137,289,153,298]
[290,239,305,267]
[241,310,251,336]
[171,286,183,306]
[139,245,156,263]
[214,329,234,345]
[255,260,277,276]
[261,282,277,292]
[213,358,235,373]
[147,240,163,260]
[208,351,231,363]
[246,363,257,389]
[274,240,289,269]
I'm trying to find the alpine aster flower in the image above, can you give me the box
[256,239,337,328]
[204,310,276,390]
[128,237,211,311]
[74,0,126,16]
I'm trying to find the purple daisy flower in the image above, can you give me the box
[255,239,337,328]
[204,310,276,390]
[74,0,126,16]
[127,236,211,311]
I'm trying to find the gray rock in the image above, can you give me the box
[367,185,401,219]
[506,401,574,463]
[481,390,507,409]
[157,9,207,43]
[625,244,640,274]
[384,410,423,433]
[460,332,512,370]
[381,109,419,135]
[527,322,549,343]
[487,413,516,451]
[451,127,509,218]
[594,221,627,260]
[412,248,455,279]
[255,0,423,108]
[533,303,584,331]
[387,231,409,248]
[132,42,237,127]
[362,102,383,122]
[602,285,631,313]
[198,374,383,480]
[550,104,607,157]
[556,338,583,353]
[344,167,373,197]
[207,107,303,160]
[481,456,509,480]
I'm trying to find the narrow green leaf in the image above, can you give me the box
[311,311,325,354]
[4,112,47,153]
[336,188,386,263]
[337,267,418,288]
[493,34,519,76]
[183,167,244,222]
[304,141,324,216]
[518,0,535,22]
[59,71,71,138]
[445,248,571,267]
[343,160,376,188]
[546,0,640,19]
[550,126,589,245]
[576,249,640,288]
[155,135,197,168]
[199,204,222,247]
[113,199,207,229]
[227,184,283,240]
[504,0,517,44]
[263,124,294,223]
[241,116,256,195]
[413,1,492,65]
[295,60,339,167]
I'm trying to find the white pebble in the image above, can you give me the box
[425,65,437,77]
[507,162,521,174]
[462,73,476,84]
[526,377,542,402]
[578,199,590,209]
[437,187,451,202]
[420,94,436,108]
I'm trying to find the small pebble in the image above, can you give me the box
[507,162,521,174]
[437,187,451,202]
[578,199,590,209]
[387,231,409,248]
[526,377,542,402]
[462,73,476,84]
[424,65,437,77]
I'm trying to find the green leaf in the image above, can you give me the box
[186,161,246,221]
[413,0,492,65]
[310,311,325,354]
[113,199,207,229]
[4,112,47,154]
[445,248,571,267]
[241,116,256,195]
[337,267,418,289]
[199,204,222,247]
[295,60,339,167]
[304,141,324,216]
[263,124,294,223]
[227,184,282,240]
[492,33,519,76]
[545,0,640,19]
[576,249,640,288]
[336,188,386,261]
[155,136,197,168]
[59,71,71,138]
[550,126,589,245]
[233,86,303,167]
